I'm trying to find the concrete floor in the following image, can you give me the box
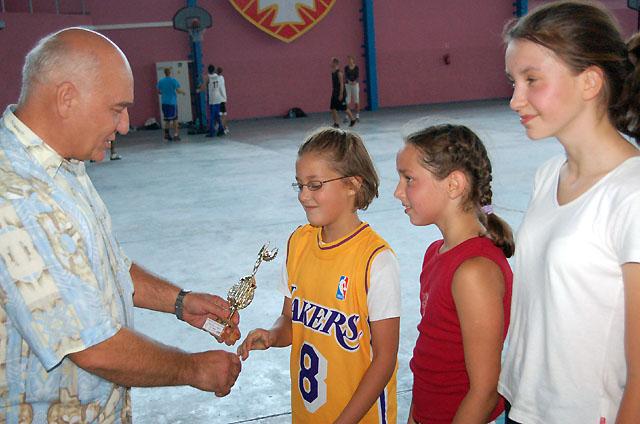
[87,99,563,423]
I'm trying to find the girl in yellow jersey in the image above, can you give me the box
[238,127,401,423]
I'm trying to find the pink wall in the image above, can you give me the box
[3,0,86,15]
[90,0,192,128]
[197,0,365,120]
[1,1,638,126]
[0,12,92,109]
[375,1,514,107]
[1,1,365,125]
[91,0,366,125]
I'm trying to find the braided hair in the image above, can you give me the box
[405,124,514,257]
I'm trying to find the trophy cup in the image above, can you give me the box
[203,242,278,337]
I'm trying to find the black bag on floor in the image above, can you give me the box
[284,107,307,118]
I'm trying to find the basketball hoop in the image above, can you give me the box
[173,5,212,133]
[189,18,201,30]
[189,17,204,41]
[173,6,212,42]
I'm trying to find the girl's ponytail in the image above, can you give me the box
[479,209,515,258]
[613,33,640,144]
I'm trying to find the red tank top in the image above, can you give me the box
[410,237,512,423]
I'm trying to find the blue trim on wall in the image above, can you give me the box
[362,0,378,111]
[514,0,528,17]
[188,0,208,130]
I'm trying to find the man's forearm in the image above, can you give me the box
[69,327,240,394]
[130,262,180,312]
[69,328,193,388]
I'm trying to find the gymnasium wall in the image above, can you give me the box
[94,0,365,125]
[0,1,638,127]
[0,12,92,112]
[375,1,514,107]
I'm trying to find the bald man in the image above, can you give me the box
[0,28,241,422]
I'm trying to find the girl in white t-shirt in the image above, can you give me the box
[500,2,640,424]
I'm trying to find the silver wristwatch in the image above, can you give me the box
[174,289,191,321]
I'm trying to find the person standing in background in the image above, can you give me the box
[199,64,226,137]
[216,67,230,134]
[110,137,122,160]
[157,67,185,141]
[330,57,355,128]
[345,55,360,122]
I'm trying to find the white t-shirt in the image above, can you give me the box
[217,74,227,103]
[279,249,401,321]
[499,154,640,424]
[207,73,227,105]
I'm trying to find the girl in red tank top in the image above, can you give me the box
[394,124,514,424]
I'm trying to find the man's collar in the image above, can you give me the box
[3,105,67,178]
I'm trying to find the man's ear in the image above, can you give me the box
[447,170,468,200]
[581,65,604,101]
[56,81,78,119]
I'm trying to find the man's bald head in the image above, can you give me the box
[14,27,134,162]
[18,27,131,105]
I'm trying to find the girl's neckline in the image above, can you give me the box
[553,156,640,208]
[317,222,369,250]
[436,235,485,256]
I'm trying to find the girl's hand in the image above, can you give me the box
[236,328,274,360]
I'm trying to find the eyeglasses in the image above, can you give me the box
[291,176,351,192]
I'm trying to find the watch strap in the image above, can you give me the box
[174,289,191,321]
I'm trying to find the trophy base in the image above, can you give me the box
[203,317,226,337]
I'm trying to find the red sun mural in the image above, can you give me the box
[229,0,336,43]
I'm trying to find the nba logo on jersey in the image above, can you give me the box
[336,275,349,300]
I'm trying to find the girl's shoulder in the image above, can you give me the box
[607,156,640,191]
[290,223,314,236]
[287,224,315,248]
[455,236,503,256]
[439,237,509,268]
[587,156,640,206]
[363,224,391,245]
[450,238,513,287]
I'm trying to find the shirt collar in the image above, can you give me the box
[2,105,75,178]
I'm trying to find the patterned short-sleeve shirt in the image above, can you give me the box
[0,106,135,423]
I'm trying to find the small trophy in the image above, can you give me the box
[203,242,278,337]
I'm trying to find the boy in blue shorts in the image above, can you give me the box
[157,68,184,141]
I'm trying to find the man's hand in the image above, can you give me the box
[186,350,242,397]
[181,292,241,345]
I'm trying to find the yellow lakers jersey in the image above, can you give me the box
[286,223,397,423]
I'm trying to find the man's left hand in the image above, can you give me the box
[181,292,241,346]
